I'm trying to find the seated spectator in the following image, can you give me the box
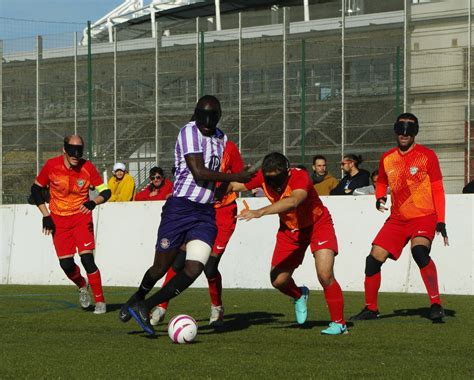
[108,162,136,202]
[330,154,370,195]
[353,169,379,196]
[463,180,474,194]
[135,166,173,201]
[311,155,338,195]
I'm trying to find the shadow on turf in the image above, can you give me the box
[197,311,284,334]
[379,307,455,323]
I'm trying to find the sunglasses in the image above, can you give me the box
[150,175,163,180]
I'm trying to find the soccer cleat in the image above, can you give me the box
[128,301,155,336]
[79,285,91,309]
[429,303,445,320]
[209,305,224,327]
[118,293,139,323]
[321,322,349,335]
[294,286,309,325]
[150,306,167,326]
[93,302,107,315]
[349,306,380,321]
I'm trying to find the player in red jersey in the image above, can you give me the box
[30,135,111,314]
[350,113,449,322]
[150,140,244,327]
[228,152,347,335]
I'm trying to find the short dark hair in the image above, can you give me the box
[343,154,363,168]
[371,169,379,179]
[312,155,327,165]
[149,166,164,177]
[262,152,290,174]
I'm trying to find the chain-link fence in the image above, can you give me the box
[1,0,472,204]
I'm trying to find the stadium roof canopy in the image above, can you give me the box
[85,0,320,43]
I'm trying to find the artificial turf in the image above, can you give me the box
[0,285,472,379]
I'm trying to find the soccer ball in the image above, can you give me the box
[167,314,198,344]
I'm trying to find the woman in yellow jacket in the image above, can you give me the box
[108,162,136,202]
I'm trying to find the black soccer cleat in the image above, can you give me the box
[429,303,445,320]
[118,294,139,323]
[349,306,380,321]
[128,301,155,336]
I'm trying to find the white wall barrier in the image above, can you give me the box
[1,195,473,295]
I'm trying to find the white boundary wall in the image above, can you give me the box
[1,195,473,295]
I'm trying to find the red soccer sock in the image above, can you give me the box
[278,278,302,300]
[87,270,105,303]
[364,272,381,312]
[65,265,86,289]
[158,267,176,310]
[420,259,441,305]
[207,271,222,306]
[323,280,345,325]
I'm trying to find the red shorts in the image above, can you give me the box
[372,214,437,260]
[212,202,237,255]
[272,209,338,271]
[51,212,95,258]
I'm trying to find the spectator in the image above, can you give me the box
[330,154,370,195]
[462,180,474,194]
[108,162,136,202]
[353,170,379,196]
[135,167,173,201]
[311,155,338,195]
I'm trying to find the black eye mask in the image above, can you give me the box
[264,171,289,192]
[394,120,418,136]
[194,108,221,130]
[64,143,84,158]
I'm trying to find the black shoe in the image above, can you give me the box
[429,303,445,320]
[118,294,139,323]
[128,301,155,336]
[349,306,380,321]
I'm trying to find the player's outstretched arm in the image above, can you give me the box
[238,189,307,222]
[185,153,255,183]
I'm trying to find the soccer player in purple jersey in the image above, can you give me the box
[119,95,254,335]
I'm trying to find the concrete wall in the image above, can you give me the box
[1,196,472,295]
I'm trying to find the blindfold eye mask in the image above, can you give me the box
[394,118,418,136]
[64,143,84,158]
[264,171,288,191]
[194,108,221,130]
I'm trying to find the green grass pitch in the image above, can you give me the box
[0,285,472,379]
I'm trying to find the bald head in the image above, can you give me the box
[63,134,84,161]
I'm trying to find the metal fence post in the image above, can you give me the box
[341,0,345,160]
[200,31,205,97]
[396,46,401,117]
[196,17,199,101]
[87,21,93,160]
[113,27,117,163]
[300,39,306,165]
[0,39,3,203]
[74,32,78,134]
[36,35,42,174]
[155,21,160,165]
[238,12,242,150]
[283,7,289,155]
[468,0,472,181]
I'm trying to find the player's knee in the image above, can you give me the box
[59,257,76,274]
[183,260,204,280]
[171,249,186,272]
[365,255,383,276]
[317,272,334,288]
[186,240,211,266]
[80,253,98,274]
[411,245,431,269]
[204,255,220,279]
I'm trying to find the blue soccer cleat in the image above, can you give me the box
[128,301,155,336]
[294,286,309,325]
[321,322,349,335]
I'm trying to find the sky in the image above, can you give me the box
[0,0,125,40]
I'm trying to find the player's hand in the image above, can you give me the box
[42,215,55,235]
[376,197,388,212]
[436,222,449,246]
[237,208,262,222]
[233,169,256,184]
[80,200,96,214]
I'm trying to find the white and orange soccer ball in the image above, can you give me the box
[167,315,198,344]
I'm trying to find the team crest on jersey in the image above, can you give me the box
[160,238,170,249]
[77,179,85,187]
[409,166,418,175]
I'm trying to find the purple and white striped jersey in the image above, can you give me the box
[172,121,227,204]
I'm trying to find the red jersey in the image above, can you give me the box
[245,168,326,230]
[215,140,244,208]
[376,144,445,222]
[36,155,104,216]
[135,179,173,201]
